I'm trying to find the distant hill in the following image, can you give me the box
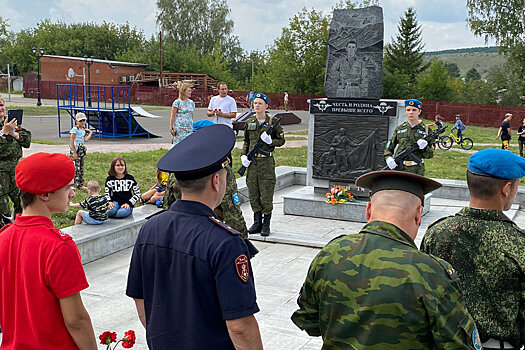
[424,46,504,79]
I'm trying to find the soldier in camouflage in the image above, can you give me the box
[164,165,248,238]
[422,148,525,350]
[164,119,249,238]
[240,92,285,236]
[292,170,481,349]
[0,97,31,225]
[384,99,434,176]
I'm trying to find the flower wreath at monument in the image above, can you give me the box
[325,185,356,204]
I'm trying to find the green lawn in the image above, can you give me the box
[432,121,500,145]
[32,139,68,145]
[4,105,169,117]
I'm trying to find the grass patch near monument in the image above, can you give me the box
[32,139,68,145]
[426,150,470,180]
[51,146,310,227]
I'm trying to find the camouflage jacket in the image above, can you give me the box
[292,221,480,350]
[163,166,248,238]
[422,207,525,347]
[241,114,285,156]
[384,121,434,160]
[0,125,31,171]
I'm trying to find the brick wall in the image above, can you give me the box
[40,56,144,85]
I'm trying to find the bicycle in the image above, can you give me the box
[438,131,473,150]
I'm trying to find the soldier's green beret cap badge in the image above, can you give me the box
[405,98,422,110]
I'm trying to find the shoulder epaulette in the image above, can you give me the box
[427,215,453,229]
[208,216,241,235]
[50,228,72,241]
[146,209,168,220]
[428,254,458,280]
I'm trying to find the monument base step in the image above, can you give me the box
[283,186,431,222]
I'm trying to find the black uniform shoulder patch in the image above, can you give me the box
[208,216,241,235]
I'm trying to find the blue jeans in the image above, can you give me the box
[107,201,133,219]
[81,211,105,225]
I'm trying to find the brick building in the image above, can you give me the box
[40,55,147,85]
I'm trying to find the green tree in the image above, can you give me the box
[156,0,241,62]
[465,67,481,80]
[417,60,454,101]
[382,72,411,98]
[0,21,145,74]
[445,62,460,78]
[467,0,525,48]
[384,7,429,78]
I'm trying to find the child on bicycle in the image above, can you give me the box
[452,114,466,141]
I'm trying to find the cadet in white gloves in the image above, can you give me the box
[240,93,285,236]
[384,99,434,176]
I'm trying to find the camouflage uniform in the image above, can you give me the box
[163,165,248,238]
[384,121,434,176]
[0,125,31,218]
[292,221,480,349]
[422,207,525,348]
[242,114,285,215]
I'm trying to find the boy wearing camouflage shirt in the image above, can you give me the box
[69,180,108,225]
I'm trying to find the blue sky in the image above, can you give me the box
[4,0,493,52]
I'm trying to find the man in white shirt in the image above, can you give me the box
[207,82,238,128]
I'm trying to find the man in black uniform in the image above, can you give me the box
[126,124,263,349]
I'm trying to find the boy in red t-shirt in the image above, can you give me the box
[0,153,97,349]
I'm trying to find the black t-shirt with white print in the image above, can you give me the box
[105,174,141,206]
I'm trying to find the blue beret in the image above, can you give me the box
[193,119,215,131]
[405,99,422,110]
[157,124,235,180]
[254,92,269,104]
[468,148,525,179]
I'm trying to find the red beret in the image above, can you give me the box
[15,153,75,194]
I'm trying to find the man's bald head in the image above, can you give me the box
[366,190,423,240]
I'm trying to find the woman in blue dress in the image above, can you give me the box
[170,81,195,146]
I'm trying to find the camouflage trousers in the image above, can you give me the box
[246,156,276,215]
[164,167,248,238]
[0,167,21,218]
[70,144,86,188]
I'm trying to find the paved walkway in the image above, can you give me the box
[3,186,524,348]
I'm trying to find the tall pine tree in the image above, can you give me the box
[384,7,429,79]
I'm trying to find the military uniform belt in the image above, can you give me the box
[482,339,514,349]
[403,160,424,166]
[350,83,359,86]
[256,152,272,158]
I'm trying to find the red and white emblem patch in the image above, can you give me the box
[235,255,249,283]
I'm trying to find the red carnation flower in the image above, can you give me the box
[99,331,117,345]
[122,330,136,348]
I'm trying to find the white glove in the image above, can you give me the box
[241,155,251,168]
[260,132,272,145]
[386,156,397,170]
[417,139,428,149]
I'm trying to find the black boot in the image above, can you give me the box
[261,214,271,237]
[248,212,263,234]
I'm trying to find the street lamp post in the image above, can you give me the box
[32,47,44,106]
[84,55,94,107]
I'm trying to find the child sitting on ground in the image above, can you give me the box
[69,180,108,225]
[140,169,168,205]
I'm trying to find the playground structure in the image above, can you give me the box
[57,84,160,141]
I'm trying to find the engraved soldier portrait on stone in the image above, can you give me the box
[324,7,383,99]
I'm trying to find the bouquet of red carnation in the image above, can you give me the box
[99,330,136,349]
